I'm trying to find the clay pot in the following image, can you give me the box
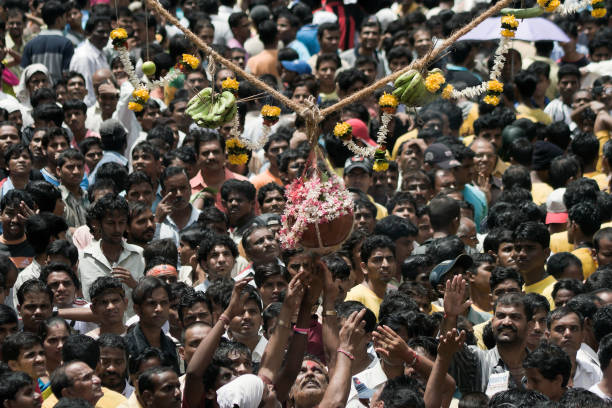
[300,212,354,254]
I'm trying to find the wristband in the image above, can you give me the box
[406,350,418,367]
[294,327,309,335]
[218,314,230,326]
[277,319,291,329]
[324,310,337,316]
[337,348,354,360]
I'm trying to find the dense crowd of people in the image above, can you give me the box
[0,0,609,406]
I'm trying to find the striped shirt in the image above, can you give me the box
[21,29,74,83]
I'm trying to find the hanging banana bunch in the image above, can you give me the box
[186,88,237,129]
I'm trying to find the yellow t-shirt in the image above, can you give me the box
[516,104,552,125]
[572,247,598,279]
[472,318,490,350]
[345,283,384,320]
[551,231,574,253]
[584,171,609,192]
[531,182,554,205]
[596,130,609,173]
[42,387,127,408]
[460,104,480,138]
[524,274,557,309]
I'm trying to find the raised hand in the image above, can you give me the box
[224,278,251,319]
[338,309,366,355]
[443,274,472,318]
[155,192,174,223]
[17,200,35,223]
[320,259,339,305]
[373,325,412,363]
[437,328,467,360]
[112,267,138,289]
[284,270,306,311]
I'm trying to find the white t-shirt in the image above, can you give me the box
[589,384,612,401]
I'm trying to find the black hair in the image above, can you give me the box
[546,252,582,280]
[428,196,460,230]
[429,235,465,264]
[549,155,581,189]
[126,171,154,192]
[257,183,285,208]
[63,99,87,115]
[24,213,53,255]
[88,276,125,302]
[379,375,425,408]
[546,305,584,329]
[41,0,66,26]
[523,343,572,387]
[1,331,42,362]
[4,143,32,167]
[95,162,129,192]
[514,70,538,99]
[128,347,167,377]
[360,235,395,263]
[0,304,17,326]
[90,193,129,222]
[160,166,189,191]
[354,198,377,219]
[336,301,377,333]
[513,222,550,249]
[386,191,417,214]
[564,178,600,210]
[336,69,368,93]
[525,292,550,316]
[571,132,600,167]
[0,371,35,404]
[501,165,532,191]
[568,201,601,236]
[143,239,178,270]
[400,254,433,281]
[322,254,351,281]
[178,290,212,324]
[87,178,117,203]
[594,227,612,253]
[220,179,256,202]
[494,292,532,321]
[17,279,53,306]
[552,279,584,304]
[54,398,95,408]
[487,389,549,408]
[99,120,127,152]
[62,334,100,370]
[374,215,418,241]
[483,228,514,253]
[253,261,289,288]
[132,276,170,306]
[258,19,278,46]
[566,293,598,321]
[133,141,161,161]
[197,232,238,263]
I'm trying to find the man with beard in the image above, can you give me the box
[190,130,247,210]
[242,226,280,266]
[547,306,602,389]
[125,277,180,373]
[137,366,182,408]
[155,167,201,247]
[444,281,532,392]
[96,333,133,397]
[288,356,329,408]
[127,202,156,248]
[221,179,256,246]
[345,235,396,320]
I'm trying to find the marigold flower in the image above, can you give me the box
[425,72,446,93]
[222,77,239,91]
[261,105,281,118]
[501,15,519,28]
[488,80,504,94]
[592,7,606,17]
[442,84,454,99]
[333,122,352,141]
[110,28,128,40]
[128,102,143,112]
[373,159,389,172]
[483,95,500,106]
[228,154,248,165]
[132,88,150,103]
[501,29,516,38]
[182,54,200,70]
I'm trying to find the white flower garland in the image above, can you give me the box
[116,46,187,93]
[341,111,392,158]
[557,0,590,14]
[376,112,393,148]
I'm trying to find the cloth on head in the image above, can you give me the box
[0,98,24,114]
[217,374,265,408]
[15,63,49,107]
[545,188,567,224]
[532,141,564,171]
[146,264,178,277]
[346,118,376,147]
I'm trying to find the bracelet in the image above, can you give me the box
[218,314,230,325]
[277,319,291,329]
[294,327,309,335]
[324,310,337,316]
[406,350,418,367]
[337,348,354,360]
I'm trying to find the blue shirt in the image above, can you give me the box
[463,184,487,233]
[40,167,89,190]
[297,24,320,55]
[288,39,311,61]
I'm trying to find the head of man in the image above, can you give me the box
[353,198,377,234]
[525,293,551,351]
[547,306,584,360]
[0,371,41,408]
[127,202,156,246]
[221,179,256,228]
[91,194,129,246]
[179,322,212,366]
[192,129,225,173]
[594,228,612,268]
[132,277,171,331]
[491,292,532,347]
[343,156,373,193]
[16,280,53,333]
[289,356,329,408]
[51,361,103,405]
[197,232,237,282]
[1,189,34,241]
[360,235,397,286]
[253,261,289,308]
[160,166,191,214]
[401,170,433,206]
[228,285,263,344]
[374,215,418,265]
[40,262,80,309]
[523,343,571,401]
[96,333,129,393]
[1,332,46,379]
[242,225,279,263]
[512,222,551,281]
[89,276,128,328]
[257,183,286,215]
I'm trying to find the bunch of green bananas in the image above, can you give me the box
[186,88,237,128]
[392,68,444,107]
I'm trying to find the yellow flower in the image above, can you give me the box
[132,88,150,103]
[501,29,516,38]
[483,95,500,106]
[261,105,281,118]
[592,7,606,17]
[488,80,504,93]
[182,54,200,70]
[501,15,519,28]
[442,84,454,99]
[222,77,239,91]
[425,72,446,93]
[226,137,244,149]
[110,28,128,40]
[538,0,560,11]
[228,154,248,165]
[333,122,351,139]
[379,93,398,109]
[128,102,143,112]
[373,160,389,172]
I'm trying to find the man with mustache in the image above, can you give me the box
[86,277,128,338]
[137,366,182,408]
[131,142,163,210]
[227,285,267,364]
[288,357,329,408]
[126,202,156,248]
[96,333,133,397]
[155,166,201,247]
[444,280,532,392]
[221,179,256,246]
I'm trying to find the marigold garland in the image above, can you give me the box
[537,0,560,12]
[110,28,128,49]
[221,77,240,93]
[176,54,200,74]
[483,79,504,106]
[128,102,143,112]
[261,105,281,126]
[373,148,389,172]
[483,95,500,106]
[379,93,398,114]
[333,121,352,141]
[442,84,454,99]
[425,72,446,93]
[591,0,606,17]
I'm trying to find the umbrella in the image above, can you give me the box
[458,17,570,42]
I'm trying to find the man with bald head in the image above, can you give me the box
[50,361,104,406]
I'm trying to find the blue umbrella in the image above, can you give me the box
[458,16,570,42]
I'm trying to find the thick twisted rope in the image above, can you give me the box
[146,0,512,123]
[319,0,513,117]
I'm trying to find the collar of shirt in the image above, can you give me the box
[39,29,65,36]
[84,239,143,270]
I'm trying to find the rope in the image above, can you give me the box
[145,0,306,115]
[319,0,514,117]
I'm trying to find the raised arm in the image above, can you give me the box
[184,278,249,408]
[320,259,340,374]
[274,265,324,401]
[258,271,305,383]
[318,309,366,408]
[424,329,465,408]
[440,275,471,335]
